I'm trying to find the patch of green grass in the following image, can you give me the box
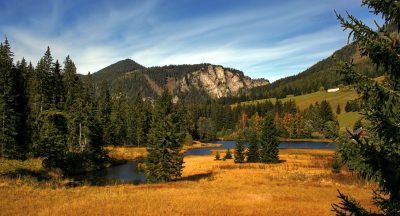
[337,112,361,131]
[0,158,43,174]
[232,89,361,129]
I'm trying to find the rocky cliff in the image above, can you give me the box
[91,61,269,101]
[178,65,268,98]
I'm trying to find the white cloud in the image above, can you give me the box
[1,0,362,81]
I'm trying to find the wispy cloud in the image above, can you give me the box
[0,0,379,81]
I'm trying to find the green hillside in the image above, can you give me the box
[234,88,361,130]
[242,43,383,102]
[92,59,145,82]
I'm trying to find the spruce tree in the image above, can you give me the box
[97,80,112,145]
[131,93,146,147]
[215,151,221,160]
[0,39,25,159]
[37,110,68,170]
[28,47,54,151]
[234,135,245,163]
[345,101,351,112]
[333,1,400,214]
[259,114,279,163]
[336,104,341,115]
[51,60,63,109]
[223,148,232,160]
[110,88,128,145]
[246,128,259,162]
[14,58,30,158]
[62,56,87,152]
[145,90,187,182]
[319,100,336,122]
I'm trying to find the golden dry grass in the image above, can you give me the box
[181,141,222,153]
[0,149,376,216]
[105,146,148,160]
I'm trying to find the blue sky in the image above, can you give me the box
[0,0,381,81]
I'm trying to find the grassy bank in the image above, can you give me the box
[0,148,375,215]
[279,138,334,143]
[181,141,222,153]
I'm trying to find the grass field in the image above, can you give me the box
[233,88,361,130]
[0,148,376,216]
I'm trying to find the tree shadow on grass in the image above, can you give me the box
[3,168,51,181]
[278,159,286,163]
[178,172,214,182]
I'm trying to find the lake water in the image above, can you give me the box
[73,160,147,185]
[184,140,336,155]
[76,140,336,185]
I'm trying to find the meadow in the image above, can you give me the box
[233,88,360,130]
[0,147,375,216]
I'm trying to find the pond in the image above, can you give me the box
[76,140,336,185]
[73,160,147,185]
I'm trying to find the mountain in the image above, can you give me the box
[244,43,383,100]
[92,59,146,82]
[91,61,269,101]
[267,44,378,97]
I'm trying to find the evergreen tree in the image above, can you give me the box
[97,80,112,145]
[344,101,351,112]
[333,2,400,214]
[28,47,54,151]
[110,88,128,145]
[259,114,279,163]
[62,56,79,110]
[319,100,336,122]
[246,128,259,162]
[145,90,187,182]
[234,135,246,163]
[62,56,89,152]
[223,148,232,160]
[215,151,220,160]
[37,110,68,170]
[14,58,30,157]
[0,39,26,159]
[51,60,63,109]
[35,47,54,111]
[336,104,341,115]
[81,73,104,157]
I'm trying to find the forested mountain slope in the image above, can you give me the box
[91,62,269,101]
[237,43,383,101]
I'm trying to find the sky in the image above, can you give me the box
[0,0,382,82]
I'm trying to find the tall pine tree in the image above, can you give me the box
[246,128,259,163]
[146,90,187,182]
[333,1,400,214]
[0,39,26,159]
[259,113,279,163]
[234,134,246,163]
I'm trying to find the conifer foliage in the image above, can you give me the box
[234,135,246,163]
[259,114,279,163]
[145,90,187,183]
[334,1,400,215]
[0,39,26,159]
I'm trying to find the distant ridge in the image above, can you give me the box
[93,59,145,82]
[90,61,269,101]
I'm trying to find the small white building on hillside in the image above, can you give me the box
[327,88,339,93]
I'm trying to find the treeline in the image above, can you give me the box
[0,40,154,174]
[186,99,339,141]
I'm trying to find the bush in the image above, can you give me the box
[311,132,325,139]
[215,152,221,160]
[223,149,232,160]
[331,157,341,174]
